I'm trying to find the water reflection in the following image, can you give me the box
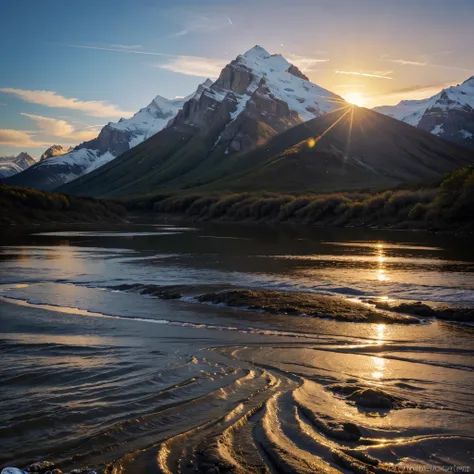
[372,324,386,378]
[372,356,386,379]
[376,242,389,281]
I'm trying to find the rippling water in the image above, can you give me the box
[0,221,473,473]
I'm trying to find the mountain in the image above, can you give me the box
[374,77,474,150]
[0,152,36,179]
[61,45,347,196]
[61,105,473,197]
[168,45,344,153]
[3,85,208,190]
[40,145,74,160]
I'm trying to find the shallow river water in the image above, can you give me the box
[0,221,473,473]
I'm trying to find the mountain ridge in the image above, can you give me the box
[60,106,473,197]
[40,145,74,161]
[5,45,345,192]
[373,76,474,149]
[0,152,36,179]
[3,84,208,190]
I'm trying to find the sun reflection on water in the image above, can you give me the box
[376,242,389,281]
[372,356,386,379]
[372,324,386,378]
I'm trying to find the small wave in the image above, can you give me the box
[0,295,321,339]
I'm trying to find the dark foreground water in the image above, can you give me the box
[0,221,473,473]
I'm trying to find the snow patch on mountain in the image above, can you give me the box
[0,152,36,179]
[373,76,474,149]
[374,97,437,126]
[237,45,341,120]
[171,45,345,155]
[6,82,211,190]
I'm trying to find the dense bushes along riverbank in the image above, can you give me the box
[1,185,126,225]
[121,166,474,232]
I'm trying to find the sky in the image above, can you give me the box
[1,0,473,158]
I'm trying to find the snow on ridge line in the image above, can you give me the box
[373,76,474,124]
[236,45,344,121]
[29,79,215,185]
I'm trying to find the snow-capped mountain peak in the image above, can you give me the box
[5,46,346,191]
[5,80,212,190]
[374,76,474,149]
[170,45,345,154]
[0,152,35,179]
[242,44,271,59]
[40,145,73,161]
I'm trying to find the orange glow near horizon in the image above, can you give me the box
[343,92,368,107]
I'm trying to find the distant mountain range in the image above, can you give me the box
[374,76,474,150]
[3,46,473,196]
[5,46,344,191]
[3,85,208,190]
[0,152,35,179]
[60,106,473,196]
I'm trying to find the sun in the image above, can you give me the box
[344,92,367,107]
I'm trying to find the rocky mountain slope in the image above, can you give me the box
[4,85,207,190]
[374,76,474,150]
[0,152,36,179]
[8,46,344,192]
[61,106,473,197]
[169,45,345,154]
[40,145,73,160]
[60,45,348,196]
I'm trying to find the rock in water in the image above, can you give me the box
[347,388,394,409]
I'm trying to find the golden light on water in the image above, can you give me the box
[372,324,386,378]
[377,269,388,281]
[376,243,389,281]
[372,356,386,379]
[376,323,385,342]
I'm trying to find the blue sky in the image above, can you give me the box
[1,0,473,157]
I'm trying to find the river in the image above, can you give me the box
[1,220,473,473]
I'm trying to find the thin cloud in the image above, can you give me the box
[383,56,472,73]
[0,88,134,118]
[169,14,234,38]
[21,113,75,136]
[0,129,50,148]
[0,113,102,150]
[336,70,393,80]
[428,63,474,73]
[286,54,329,72]
[108,44,143,50]
[158,56,227,78]
[67,43,228,78]
[384,81,457,96]
[21,113,99,141]
[388,59,428,66]
[373,80,461,107]
[334,84,367,90]
[68,44,166,57]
